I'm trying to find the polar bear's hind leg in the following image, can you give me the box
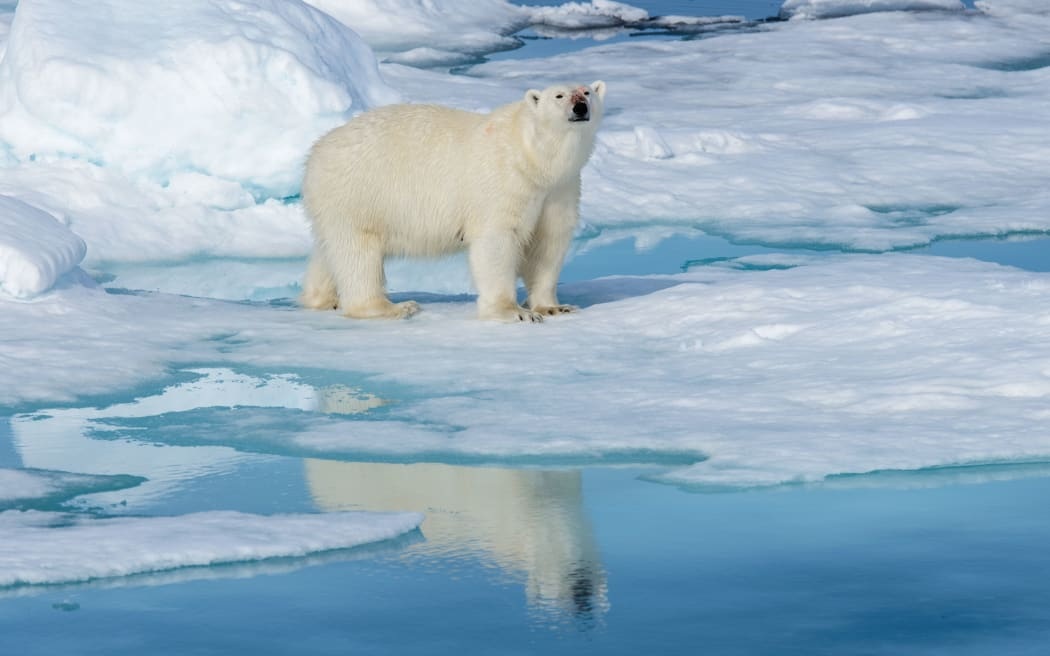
[300,253,339,310]
[330,231,420,320]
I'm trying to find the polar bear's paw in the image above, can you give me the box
[480,304,544,323]
[344,300,421,320]
[300,290,339,310]
[532,304,578,316]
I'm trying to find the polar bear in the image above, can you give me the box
[299,81,606,322]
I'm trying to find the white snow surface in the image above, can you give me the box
[303,0,528,63]
[454,2,1050,254]
[780,0,963,20]
[0,0,396,199]
[0,510,423,587]
[975,0,1050,16]
[302,1,653,66]
[0,195,86,298]
[4,255,1050,490]
[0,468,141,505]
[527,0,649,28]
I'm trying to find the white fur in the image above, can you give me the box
[300,81,606,322]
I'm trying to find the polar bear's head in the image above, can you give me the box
[524,81,607,129]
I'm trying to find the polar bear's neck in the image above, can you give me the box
[503,104,597,189]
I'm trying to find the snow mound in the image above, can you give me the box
[0,510,423,587]
[0,0,397,198]
[304,0,527,62]
[780,0,964,20]
[0,195,86,298]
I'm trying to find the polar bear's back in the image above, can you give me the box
[302,103,507,256]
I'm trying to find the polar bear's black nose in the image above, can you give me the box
[572,102,589,119]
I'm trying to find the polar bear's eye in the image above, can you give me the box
[584,91,590,96]
[555,94,564,99]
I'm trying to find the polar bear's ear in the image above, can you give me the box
[525,89,542,108]
[591,81,607,100]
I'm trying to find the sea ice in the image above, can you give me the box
[780,0,964,20]
[302,0,528,64]
[0,0,396,198]
[303,0,658,67]
[0,509,423,587]
[5,254,1050,490]
[0,195,86,298]
[0,468,143,508]
[457,1,1050,253]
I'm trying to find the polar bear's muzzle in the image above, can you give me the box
[570,101,590,122]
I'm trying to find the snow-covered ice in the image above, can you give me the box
[303,0,671,67]
[0,0,395,198]
[6,254,1050,491]
[780,0,964,20]
[0,468,143,507]
[458,0,1050,253]
[303,0,528,65]
[2,0,1050,586]
[0,510,422,587]
[0,195,86,297]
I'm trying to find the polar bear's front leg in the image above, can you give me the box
[522,184,580,316]
[469,230,543,323]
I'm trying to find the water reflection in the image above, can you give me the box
[306,460,609,623]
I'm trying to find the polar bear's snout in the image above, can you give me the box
[569,89,591,122]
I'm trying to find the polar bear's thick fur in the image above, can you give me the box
[300,81,606,322]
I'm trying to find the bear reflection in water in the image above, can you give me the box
[305,460,609,622]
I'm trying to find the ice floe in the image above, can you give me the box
[459,1,1050,253]
[0,510,422,587]
[780,0,964,20]
[0,195,86,298]
[5,254,1050,489]
[2,0,1047,298]
[0,468,143,508]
